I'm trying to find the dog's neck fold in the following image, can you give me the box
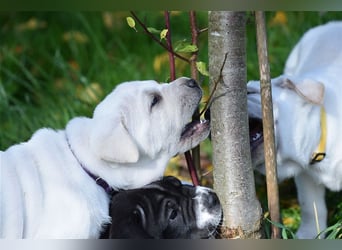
[65,132,114,195]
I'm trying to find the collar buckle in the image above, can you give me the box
[310,152,326,164]
[310,107,327,165]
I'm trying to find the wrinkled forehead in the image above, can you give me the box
[144,182,197,198]
[94,80,165,116]
[114,80,173,102]
[114,80,164,95]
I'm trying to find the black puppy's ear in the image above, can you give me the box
[109,202,153,239]
[163,176,182,187]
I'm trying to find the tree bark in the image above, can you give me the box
[209,11,263,238]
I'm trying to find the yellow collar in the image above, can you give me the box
[310,106,327,164]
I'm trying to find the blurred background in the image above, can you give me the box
[1,11,341,236]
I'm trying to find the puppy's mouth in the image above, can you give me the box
[249,117,263,151]
[180,119,210,140]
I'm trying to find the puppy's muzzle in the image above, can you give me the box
[202,189,220,209]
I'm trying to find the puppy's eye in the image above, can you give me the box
[167,201,179,220]
[151,94,161,109]
[169,209,178,220]
[132,209,141,224]
[132,205,146,227]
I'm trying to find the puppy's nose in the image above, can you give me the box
[207,192,220,208]
[185,78,199,88]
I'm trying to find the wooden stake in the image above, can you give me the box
[255,11,281,239]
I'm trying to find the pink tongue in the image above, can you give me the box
[181,120,209,139]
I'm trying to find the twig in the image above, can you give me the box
[198,27,208,34]
[164,11,176,80]
[130,11,190,63]
[199,52,228,117]
[184,151,199,185]
[189,11,199,81]
[188,10,201,186]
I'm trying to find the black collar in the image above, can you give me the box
[65,133,114,195]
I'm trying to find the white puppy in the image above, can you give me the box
[248,22,342,238]
[0,77,210,238]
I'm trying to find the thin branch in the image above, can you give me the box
[130,11,190,63]
[184,151,199,185]
[164,11,176,80]
[188,10,201,186]
[189,11,199,80]
[198,27,208,34]
[162,11,199,186]
[199,52,228,117]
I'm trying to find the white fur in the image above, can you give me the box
[248,22,342,238]
[194,186,222,231]
[0,77,209,238]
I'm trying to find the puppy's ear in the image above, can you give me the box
[282,78,325,105]
[90,118,139,163]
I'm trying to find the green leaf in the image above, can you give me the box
[175,44,198,53]
[126,17,137,32]
[147,27,161,34]
[160,29,168,41]
[196,61,209,76]
[174,40,198,53]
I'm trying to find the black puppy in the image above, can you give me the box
[107,176,222,239]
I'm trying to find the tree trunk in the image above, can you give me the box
[208,11,263,238]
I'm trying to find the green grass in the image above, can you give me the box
[0,11,208,148]
[1,11,342,238]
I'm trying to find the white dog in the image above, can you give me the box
[248,21,342,238]
[0,77,210,238]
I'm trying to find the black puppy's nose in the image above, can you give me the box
[207,191,220,208]
[185,78,199,88]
